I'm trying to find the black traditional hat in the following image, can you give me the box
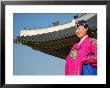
[75,20,88,29]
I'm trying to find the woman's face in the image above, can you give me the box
[75,25,88,39]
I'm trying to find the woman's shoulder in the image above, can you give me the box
[82,37,97,47]
[89,37,97,44]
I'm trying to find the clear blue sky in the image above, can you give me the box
[13,13,84,75]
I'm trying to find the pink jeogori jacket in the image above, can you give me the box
[65,36,97,75]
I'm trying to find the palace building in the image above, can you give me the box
[14,13,97,60]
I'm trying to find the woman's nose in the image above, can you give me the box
[76,29,80,32]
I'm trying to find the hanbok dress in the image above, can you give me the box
[65,36,97,75]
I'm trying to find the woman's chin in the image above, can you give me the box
[77,36,82,39]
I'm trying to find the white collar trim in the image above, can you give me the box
[78,35,88,45]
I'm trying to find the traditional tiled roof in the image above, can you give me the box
[14,13,97,59]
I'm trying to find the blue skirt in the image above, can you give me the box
[82,64,97,75]
[82,52,97,75]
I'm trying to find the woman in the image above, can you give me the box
[65,20,97,75]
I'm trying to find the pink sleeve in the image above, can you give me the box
[82,40,97,66]
[65,44,76,75]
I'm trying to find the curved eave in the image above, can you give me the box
[15,32,97,60]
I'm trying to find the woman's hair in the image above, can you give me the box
[85,26,94,38]
[74,25,97,43]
